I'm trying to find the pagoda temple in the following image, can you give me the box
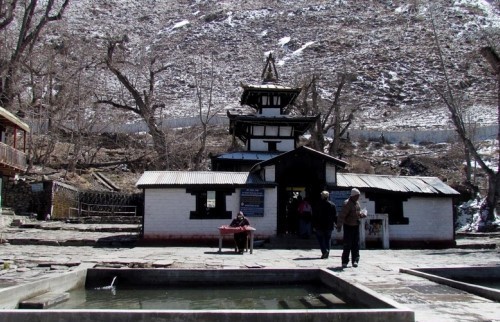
[136,54,458,247]
[211,53,319,171]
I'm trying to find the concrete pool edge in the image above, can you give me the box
[0,268,415,322]
[0,268,87,309]
[400,266,500,302]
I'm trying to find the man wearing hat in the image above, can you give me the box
[312,190,337,259]
[337,188,363,268]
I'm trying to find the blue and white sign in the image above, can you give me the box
[240,188,264,217]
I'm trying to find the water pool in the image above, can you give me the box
[51,283,360,310]
[0,268,414,322]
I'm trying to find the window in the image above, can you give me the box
[253,126,265,136]
[261,95,269,106]
[206,191,216,208]
[366,192,409,225]
[267,126,278,136]
[273,96,281,105]
[279,126,292,137]
[188,188,234,219]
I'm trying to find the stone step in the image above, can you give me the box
[18,292,70,309]
[318,293,346,306]
[300,296,329,309]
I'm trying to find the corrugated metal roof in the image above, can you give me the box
[337,173,459,196]
[136,171,271,187]
[215,152,281,161]
[0,106,30,132]
[242,84,300,91]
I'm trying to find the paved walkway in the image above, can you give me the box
[0,218,499,322]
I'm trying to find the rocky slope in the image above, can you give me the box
[20,0,498,196]
[54,0,500,130]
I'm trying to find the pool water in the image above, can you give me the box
[51,283,360,310]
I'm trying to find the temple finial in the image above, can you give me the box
[261,53,279,83]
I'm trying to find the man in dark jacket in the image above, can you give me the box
[313,191,337,259]
[230,211,250,254]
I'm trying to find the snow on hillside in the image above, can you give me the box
[54,0,499,131]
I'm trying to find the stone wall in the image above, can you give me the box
[2,179,52,219]
[3,179,143,222]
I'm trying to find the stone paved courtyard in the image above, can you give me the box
[0,218,499,322]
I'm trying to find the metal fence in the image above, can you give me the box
[69,203,137,217]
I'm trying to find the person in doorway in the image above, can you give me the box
[336,188,364,268]
[229,211,250,254]
[287,194,300,235]
[312,191,337,259]
[297,196,313,238]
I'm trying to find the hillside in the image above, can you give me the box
[55,0,500,130]
[15,0,498,200]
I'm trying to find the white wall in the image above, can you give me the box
[143,187,277,240]
[250,138,295,151]
[260,108,281,116]
[264,165,275,181]
[389,197,454,241]
[337,194,454,243]
[143,187,454,244]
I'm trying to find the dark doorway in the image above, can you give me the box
[276,155,326,235]
[281,187,304,235]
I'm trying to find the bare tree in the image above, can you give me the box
[96,37,170,170]
[0,0,17,31]
[297,73,358,156]
[192,54,222,170]
[479,46,500,222]
[428,11,499,223]
[0,0,69,109]
[16,30,108,174]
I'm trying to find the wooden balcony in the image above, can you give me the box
[0,142,27,175]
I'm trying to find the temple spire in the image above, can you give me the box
[261,53,279,84]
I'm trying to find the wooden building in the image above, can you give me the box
[0,107,29,210]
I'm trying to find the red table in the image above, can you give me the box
[218,225,256,254]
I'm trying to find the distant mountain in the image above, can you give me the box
[58,0,499,131]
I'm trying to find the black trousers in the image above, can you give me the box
[234,232,247,251]
[341,224,360,264]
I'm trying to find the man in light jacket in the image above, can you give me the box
[337,188,363,268]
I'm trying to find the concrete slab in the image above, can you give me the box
[18,292,70,309]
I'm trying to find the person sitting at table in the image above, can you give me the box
[229,211,250,254]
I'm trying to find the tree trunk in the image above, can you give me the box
[463,145,472,183]
[487,172,500,222]
[193,123,207,170]
[145,114,168,169]
[310,76,324,151]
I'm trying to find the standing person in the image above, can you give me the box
[312,191,337,259]
[336,188,364,268]
[287,195,300,235]
[229,211,250,254]
[298,196,313,238]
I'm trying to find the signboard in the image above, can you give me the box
[31,183,44,192]
[329,190,351,213]
[240,188,264,217]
